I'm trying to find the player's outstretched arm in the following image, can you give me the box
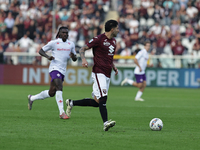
[79,44,90,67]
[39,49,55,61]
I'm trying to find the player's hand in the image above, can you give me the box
[48,56,55,61]
[113,67,118,75]
[139,67,142,72]
[70,52,75,58]
[82,59,88,68]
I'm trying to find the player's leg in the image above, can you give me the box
[94,73,116,131]
[28,83,52,110]
[135,74,146,101]
[49,71,68,119]
[66,97,99,117]
[53,78,68,119]
[65,76,100,117]
[121,77,140,88]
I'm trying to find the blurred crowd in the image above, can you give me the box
[116,0,200,68]
[0,0,200,68]
[0,0,109,64]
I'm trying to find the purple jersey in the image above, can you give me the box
[86,33,116,77]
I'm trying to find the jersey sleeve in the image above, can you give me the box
[42,40,54,52]
[86,37,99,48]
[71,42,76,55]
[135,50,143,60]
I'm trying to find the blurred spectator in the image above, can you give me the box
[149,22,162,35]
[27,19,36,40]
[138,4,148,19]
[23,16,31,33]
[20,1,29,19]
[2,32,10,52]
[186,2,198,24]
[139,30,148,44]
[178,0,189,9]
[121,30,132,48]
[14,15,24,39]
[10,26,18,44]
[17,33,33,52]
[61,10,69,21]
[0,13,6,34]
[172,40,185,55]
[172,0,180,18]
[0,0,9,11]
[185,24,195,40]
[120,47,131,56]
[68,26,78,43]
[177,4,187,24]
[128,15,139,34]
[192,38,200,52]
[4,12,15,35]
[170,19,180,36]
[147,5,154,18]
[162,3,172,26]
[156,35,166,55]
[163,0,174,9]
[153,4,164,22]
[130,30,139,45]
[141,0,151,9]
[115,42,123,55]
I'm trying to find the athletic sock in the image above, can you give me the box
[135,91,143,99]
[99,96,108,123]
[30,90,50,101]
[73,98,99,107]
[127,79,134,85]
[55,91,64,115]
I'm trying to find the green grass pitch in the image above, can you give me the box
[0,85,199,150]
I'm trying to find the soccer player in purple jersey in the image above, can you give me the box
[27,26,77,119]
[121,41,151,101]
[66,20,119,131]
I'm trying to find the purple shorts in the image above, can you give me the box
[135,74,146,83]
[49,70,64,82]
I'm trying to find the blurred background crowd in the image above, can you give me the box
[0,0,200,68]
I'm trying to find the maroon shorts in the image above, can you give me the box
[135,74,146,83]
[49,70,64,82]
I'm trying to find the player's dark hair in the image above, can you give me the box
[56,26,68,38]
[105,20,118,32]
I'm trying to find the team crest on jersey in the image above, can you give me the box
[103,89,107,94]
[103,41,110,46]
[57,42,59,44]
[57,73,60,77]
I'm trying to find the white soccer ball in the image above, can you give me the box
[149,118,163,131]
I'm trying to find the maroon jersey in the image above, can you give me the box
[86,33,116,77]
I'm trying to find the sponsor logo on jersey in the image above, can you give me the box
[57,48,70,51]
[103,41,110,46]
[108,45,114,55]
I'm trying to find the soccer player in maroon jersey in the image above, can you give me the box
[66,20,119,131]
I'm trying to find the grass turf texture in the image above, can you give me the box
[0,85,199,150]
